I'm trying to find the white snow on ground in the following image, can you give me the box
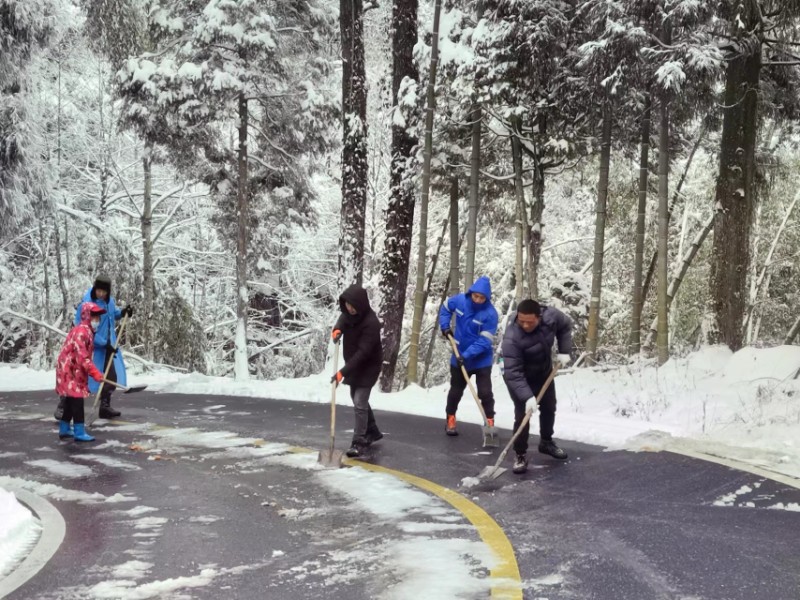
[71,454,141,471]
[0,488,40,579]
[0,476,138,505]
[25,459,94,478]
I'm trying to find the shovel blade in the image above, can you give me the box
[318,448,344,469]
[123,385,148,394]
[482,426,499,448]
[478,465,507,480]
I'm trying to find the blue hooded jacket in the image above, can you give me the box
[438,276,498,370]
[75,287,127,391]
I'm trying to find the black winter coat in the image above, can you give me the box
[501,306,572,402]
[333,285,383,387]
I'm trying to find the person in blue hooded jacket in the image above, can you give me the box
[438,276,498,436]
[73,275,132,419]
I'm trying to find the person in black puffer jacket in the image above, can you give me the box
[331,284,384,458]
[501,299,573,474]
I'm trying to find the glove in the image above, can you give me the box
[442,328,453,339]
[122,305,134,318]
[526,397,539,409]
[556,353,571,367]
[331,371,343,386]
[455,356,465,369]
[107,344,119,357]
[331,329,342,343]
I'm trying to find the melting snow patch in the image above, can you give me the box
[71,454,141,471]
[0,476,137,504]
[460,476,481,489]
[85,567,217,599]
[768,502,800,512]
[117,506,159,517]
[25,459,93,478]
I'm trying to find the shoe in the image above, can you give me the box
[58,420,74,440]
[99,406,121,419]
[487,418,495,427]
[539,439,568,460]
[365,431,384,445]
[73,423,95,443]
[445,415,458,436]
[512,453,528,474]
[346,444,363,458]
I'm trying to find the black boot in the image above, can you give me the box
[54,397,65,421]
[346,443,364,458]
[365,430,383,445]
[512,453,528,474]
[538,439,568,460]
[99,398,121,419]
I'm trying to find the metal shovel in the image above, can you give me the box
[318,342,344,468]
[478,366,559,480]
[447,334,499,448]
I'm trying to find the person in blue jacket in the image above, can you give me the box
[438,276,498,436]
[74,275,132,419]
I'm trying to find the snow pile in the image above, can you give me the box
[0,488,40,578]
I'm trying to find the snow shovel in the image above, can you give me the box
[98,380,148,394]
[478,365,559,480]
[318,342,344,468]
[447,334,499,448]
[87,314,129,427]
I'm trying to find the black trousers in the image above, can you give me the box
[512,375,557,455]
[61,396,85,425]
[101,348,117,406]
[446,366,495,419]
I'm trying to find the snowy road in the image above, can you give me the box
[1,389,799,599]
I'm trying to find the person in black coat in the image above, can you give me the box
[501,299,573,474]
[331,284,384,457]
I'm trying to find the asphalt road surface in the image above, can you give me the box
[1,389,799,600]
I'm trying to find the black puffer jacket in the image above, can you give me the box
[501,306,572,401]
[333,285,383,387]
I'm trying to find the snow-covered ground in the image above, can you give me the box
[0,487,41,580]
[2,344,799,586]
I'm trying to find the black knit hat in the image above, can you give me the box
[92,275,112,297]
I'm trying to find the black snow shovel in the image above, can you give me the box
[87,314,129,427]
[318,342,344,468]
[478,365,559,480]
[447,334,499,448]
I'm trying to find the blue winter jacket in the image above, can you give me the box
[438,276,498,371]
[74,289,127,391]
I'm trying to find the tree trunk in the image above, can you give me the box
[378,0,418,392]
[51,214,69,320]
[643,123,706,304]
[527,162,545,300]
[448,175,460,297]
[141,144,154,357]
[656,97,670,365]
[234,92,250,381]
[511,118,525,301]
[745,189,798,342]
[585,102,612,363]
[464,104,481,289]
[710,32,761,351]
[338,0,368,287]
[406,0,442,384]
[629,95,650,354]
[646,213,715,346]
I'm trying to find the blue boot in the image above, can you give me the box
[58,420,74,440]
[73,423,95,442]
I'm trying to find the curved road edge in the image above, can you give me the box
[0,486,66,600]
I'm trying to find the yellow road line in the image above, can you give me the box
[118,430,522,597]
[345,458,522,599]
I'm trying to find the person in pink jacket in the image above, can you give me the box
[55,302,106,442]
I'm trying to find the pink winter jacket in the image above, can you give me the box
[56,303,105,397]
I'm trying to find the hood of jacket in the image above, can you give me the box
[79,302,106,324]
[467,276,492,304]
